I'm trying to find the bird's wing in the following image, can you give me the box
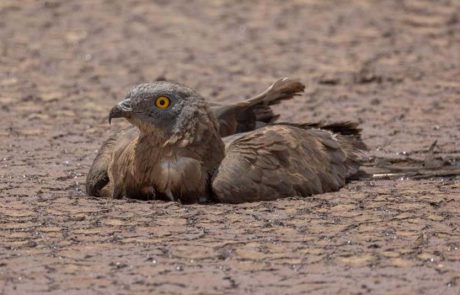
[85,127,138,196]
[211,78,305,137]
[212,124,365,203]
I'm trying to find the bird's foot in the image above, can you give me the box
[165,190,176,202]
[198,195,210,204]
[138,186,156,200]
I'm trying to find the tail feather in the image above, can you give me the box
[295,121,363,136]
[275,121,367,150]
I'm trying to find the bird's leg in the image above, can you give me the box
[198,195,210,203]
[123,186,157,200]
[141,186,156,200]
[165,190,176,202]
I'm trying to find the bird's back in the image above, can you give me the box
[213,122,366,203]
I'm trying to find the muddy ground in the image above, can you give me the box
[0,0,459,294]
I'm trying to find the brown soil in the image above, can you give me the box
[1,0,460,294]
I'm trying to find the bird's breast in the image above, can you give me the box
[156,156,204,195]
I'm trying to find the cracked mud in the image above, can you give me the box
[0,1,459,294]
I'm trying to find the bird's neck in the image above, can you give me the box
[131,114,225,202]
[135,119,224,156]
[137,130,165,147]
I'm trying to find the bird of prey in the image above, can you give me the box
[86,79,366,203]
[86,78,304,198]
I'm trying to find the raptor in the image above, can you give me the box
[86,79,365,203]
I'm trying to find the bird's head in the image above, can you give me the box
[109,81,218,146]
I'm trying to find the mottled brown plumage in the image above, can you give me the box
[214,122,365,203]
[86,79,366,203]
[86,78,304,199]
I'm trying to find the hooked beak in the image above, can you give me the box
[108,98,133,124]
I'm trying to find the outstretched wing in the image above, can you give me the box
[211,78,305,137]
[212,124,365,203]
[86,127,138,196]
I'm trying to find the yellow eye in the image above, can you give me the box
[155,96,170,109]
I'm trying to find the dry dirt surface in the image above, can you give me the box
[1,0,460,294]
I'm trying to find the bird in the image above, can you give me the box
[86,79,366,203]
[86,78,305,199]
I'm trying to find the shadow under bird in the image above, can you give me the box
[86,78,366,203]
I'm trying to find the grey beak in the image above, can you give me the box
[109,98,133,124]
